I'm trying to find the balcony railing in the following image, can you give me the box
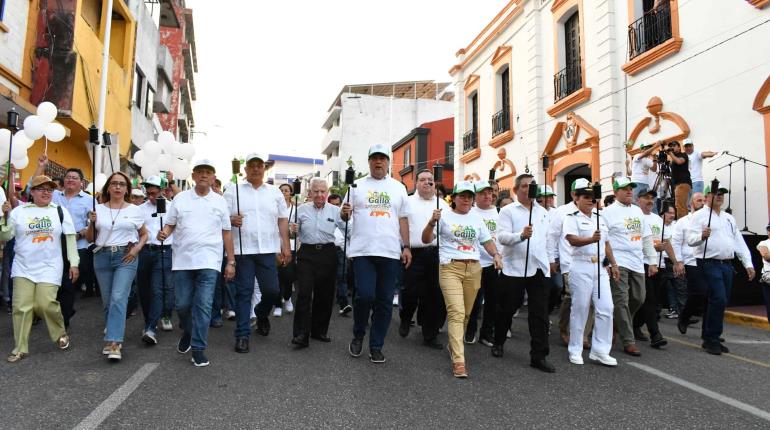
[628,1,673,60]
[462,129,478,154]
[553,60,582,103]
[492,109,510,137]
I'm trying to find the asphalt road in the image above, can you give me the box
[1,295,769,429]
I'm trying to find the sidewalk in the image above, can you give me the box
[725,305,770,331]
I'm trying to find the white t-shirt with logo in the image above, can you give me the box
[10,204,75,285]
[94,203,145,247]
[631,155,654,184]
[643,212,671,268]
[437,209,492,265]
[346,175,410,260]
[471,206,499,268]
[689,151,704,182]
[757,239,770,274]
[602,201,652,273]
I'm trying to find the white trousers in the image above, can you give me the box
[568,260,614,356]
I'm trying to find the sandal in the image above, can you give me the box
[7,352,28,363]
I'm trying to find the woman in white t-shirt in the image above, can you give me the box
[86,171,148,362]
[422,181,502,379]
[276,183,296,316]
[755,223,770,324]
[0,176,79,363]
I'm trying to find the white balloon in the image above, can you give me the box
[142,163,160,178]
[157,153,173,171]
[179,144,195,160]
[174,162,191,179]
[143,140,161,157]
[0,150,8,165]
[158,131,175,147]
[11,139,27,160]
[23,115,46,140]
[0,129,10,153]
[159,140,173,156]
[13,131,32,152]
[94,173,108,190]
[44,122,66,142]
[12,155,29,169]
[37,101,58,122]
[133,149,147,167]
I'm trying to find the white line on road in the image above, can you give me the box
[73,363,159,430]
[628,362,770,423]
[726,340,770,345]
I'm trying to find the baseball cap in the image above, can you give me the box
[537,185,556,197]
[704,184,729,195]
[142,175,163,188]
[473,181,494,193]
[452,181,476,196]
[30,175,57,190]
[368,144,390,159]
[638,189,657,198]
[245,152,269,163]
[192,159,216,173]
[612,176,637,190]
[570,178,591,191]
[574,186,594,197]
[683,138,693,146]
[131,188,145,198]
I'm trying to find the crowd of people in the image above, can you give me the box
[0,142,766,378]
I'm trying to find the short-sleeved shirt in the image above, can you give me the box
[670,152,691,186]
[140,200,174,246]
[631,155,653,184]
[296,202,345,245]
[563,210,608,261]
[94,204,144,247]
[471,206,499,268]
[166,189,231,271]
[346,175,409,260]
[224,182,288,255]
[9,203,75,285]
[688,150,705,182]
[53,190,92,249]
[437,209,492,265]
[602,201,652,273]
[758,239,770,274]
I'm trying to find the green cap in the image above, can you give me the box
[704,185,728,195]
[452,180,476,196]
[537,185,556,197]
[473,181,493,193]
[570,178,591,191]
[612,176,637,191]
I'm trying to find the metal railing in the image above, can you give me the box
[492,109,510,137]
[628,1,673,60]
[462,129,478,153]
[553,60,582,102]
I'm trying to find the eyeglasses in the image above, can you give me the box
[32,187,53,193]
[109,181,128,188]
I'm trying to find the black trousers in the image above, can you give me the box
[58,261,76,328]
[633,265,661,337]
[680,264,707,334]
[293,244,337,338]
[400,247,445,341]
[467,265,499,340]
[495,270,550,360]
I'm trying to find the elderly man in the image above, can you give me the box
[672,192,706,334]
[225,153,291,353]
[289,178,346,347]
[340,144,411,364]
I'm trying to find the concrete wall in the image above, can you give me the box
[0,0,31,92]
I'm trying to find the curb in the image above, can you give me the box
[725,311,770,331]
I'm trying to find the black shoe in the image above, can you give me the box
[688,318,700,325]
[255,318,270,336]
[702,342,722,355]
[369,349,386,363]
[311,334,331,343]
[491,345,504,358]
[398,319,410,338]
[191,350,210,367]
[719,337,725,343]
[479,335,494,347]
[422,338,443,350]
[177,335,191,354]
[677,319,688,334]
[633,328,649,342]
[339,304,353,316]
[464,330,477,344]
[650,333,668,349]
[210,319,224,328]
[234,337,249,353]
[291,336,309,348]
[719,343,730,353]
[349,337,363,357]
[530,358,556,373]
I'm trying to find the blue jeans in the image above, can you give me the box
[698,259,733,344]
[174,269,218,350]
[335,247,349,305]
[352,256,400,350]
[762,281,770,325]
[234,254,279,339]
[137,247,173,332]
[632,182,649,204]
[93,248,139,343]
[692,180,704,194]
[211,256,236,323]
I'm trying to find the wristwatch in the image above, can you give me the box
[227,260,236,267]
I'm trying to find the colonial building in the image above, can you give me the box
[450,0,770,231]
[391,117,455,193]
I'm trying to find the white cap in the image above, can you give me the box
[368,144,390,159]
[245,152,269,163]
[142,175,162,188]
[131,188,145,198]
[192,159,216,173]
[570,178,591,191]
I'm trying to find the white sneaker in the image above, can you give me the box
[393,294,399,306]
[225,310,236,321]
[161,317,173,331]
[506,329,512,339]
[273,307,283,317]
[284,298,294,314]
[569,354,584,365]
[588,352,618,367]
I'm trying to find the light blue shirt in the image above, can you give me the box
[53,190,93,249]
[296,202,346,246]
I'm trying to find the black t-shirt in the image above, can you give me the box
[670,152,690,185]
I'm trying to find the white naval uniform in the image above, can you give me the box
[562,210,614,357]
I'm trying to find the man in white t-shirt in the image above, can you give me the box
[683,139,717,195]
[158,159,236,367]
[755,223,770,325]
[630,143,659,203]
[340,144,411,364]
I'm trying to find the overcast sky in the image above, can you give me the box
[186,0,509,173]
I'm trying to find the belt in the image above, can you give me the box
[697,258,732,265]
[145,244,171,251]
[96,245,130,253]
[450,259,477,264]
[302,243,335,250]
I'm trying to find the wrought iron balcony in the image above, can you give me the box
[462,129,478,154]
[553,60,582,103]
[492,109,510,138]
[628,1,673,60]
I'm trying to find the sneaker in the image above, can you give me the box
[177,335,191,354]
[666,309,679,319]
[191,350,210,367]
[339,304,353,316]
[369,349,386,363]
[107,344,122,361]
[650,333,668,349]
[57,334,70,350]
[273,307,283,317]
[392,294,399,307]
[142,330,158,346]
[452,362,468,378]
[249,317,257,328]
[349,337,363,357]
[102,345,111,355]
[160,317,173,331]
[569,354,584,365]
[225,310,236,321]
[479,336,494,347]
[588,351,617,367]
[255,318,270,336]
[506,329,512,339]
[284,299,294,313]
[463,331,477,344]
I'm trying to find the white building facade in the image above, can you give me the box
[320,81,454,185]
[451,0,770,232]
[267,154,324,186]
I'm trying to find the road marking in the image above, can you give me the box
[628,362,770,423]
[666,336,770,369]
[73,363,159,430]
[727,340,770,345]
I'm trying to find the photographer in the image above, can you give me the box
[665,141,690,218]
